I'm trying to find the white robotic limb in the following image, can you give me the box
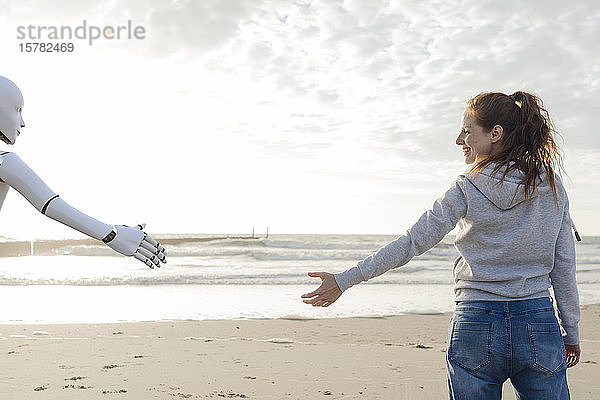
[0,151,166,268]
[0,76,166,268]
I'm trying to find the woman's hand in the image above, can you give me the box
[301,272,342,307]
[565,343,581,368]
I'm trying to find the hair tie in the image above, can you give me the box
[509,94,522,109]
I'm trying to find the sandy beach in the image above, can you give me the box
[0,305,598,399]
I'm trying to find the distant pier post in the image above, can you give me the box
[266,227,269,238]
[252,227,255,238]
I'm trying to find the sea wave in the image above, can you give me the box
[0,277,416,286]
[0,272,457,286]
[42,246,459,263]
[262,238,381,250]
[0,234,597,289]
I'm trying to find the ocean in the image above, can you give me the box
[0,234,598,324]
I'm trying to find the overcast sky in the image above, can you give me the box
[0,0,598,239]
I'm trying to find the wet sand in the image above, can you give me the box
[1,305,598,399]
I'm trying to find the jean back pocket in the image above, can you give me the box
[448,321,492,373]
[527,322,566,374]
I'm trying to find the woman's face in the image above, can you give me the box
[456,110,493,164]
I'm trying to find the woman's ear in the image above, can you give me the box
[490,125,503,143]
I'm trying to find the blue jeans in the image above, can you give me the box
[446,297,570,400]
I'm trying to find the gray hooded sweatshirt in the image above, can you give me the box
[334,164,580,344]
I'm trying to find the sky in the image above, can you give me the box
[0,0,598,239]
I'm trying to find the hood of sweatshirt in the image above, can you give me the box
[465,164,548,210]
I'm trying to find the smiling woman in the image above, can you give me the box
[457,111,495,164]
[302,90,581,399]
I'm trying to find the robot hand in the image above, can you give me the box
[105,223,167,269]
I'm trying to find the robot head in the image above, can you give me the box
[0,76,25,145]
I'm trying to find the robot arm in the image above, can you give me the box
[0,151,58,212]
[0,151,166,268]
[0,181,9,212]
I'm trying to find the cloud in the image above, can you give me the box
[148,0,254,57]
[4,0,152,23]
[3,0,599,234]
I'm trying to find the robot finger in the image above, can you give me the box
[150,253,161,268]
[139,247,161,268]
[156,250,167,263]
[139,248,160,268]
[144,235,166,254]
[141,238,166,259]
[140,239,160,255]
[134,252,155,269]
[145,235,159,247]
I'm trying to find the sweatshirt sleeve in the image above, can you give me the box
[334,179,467,292]
[550,197,580,345]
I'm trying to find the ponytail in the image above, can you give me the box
[466,91,563,203]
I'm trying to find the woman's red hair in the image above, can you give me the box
[467,91,564,203]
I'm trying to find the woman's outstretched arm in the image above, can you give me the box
[302,179,468,307]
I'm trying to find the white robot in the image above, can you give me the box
[0,75,166,268]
